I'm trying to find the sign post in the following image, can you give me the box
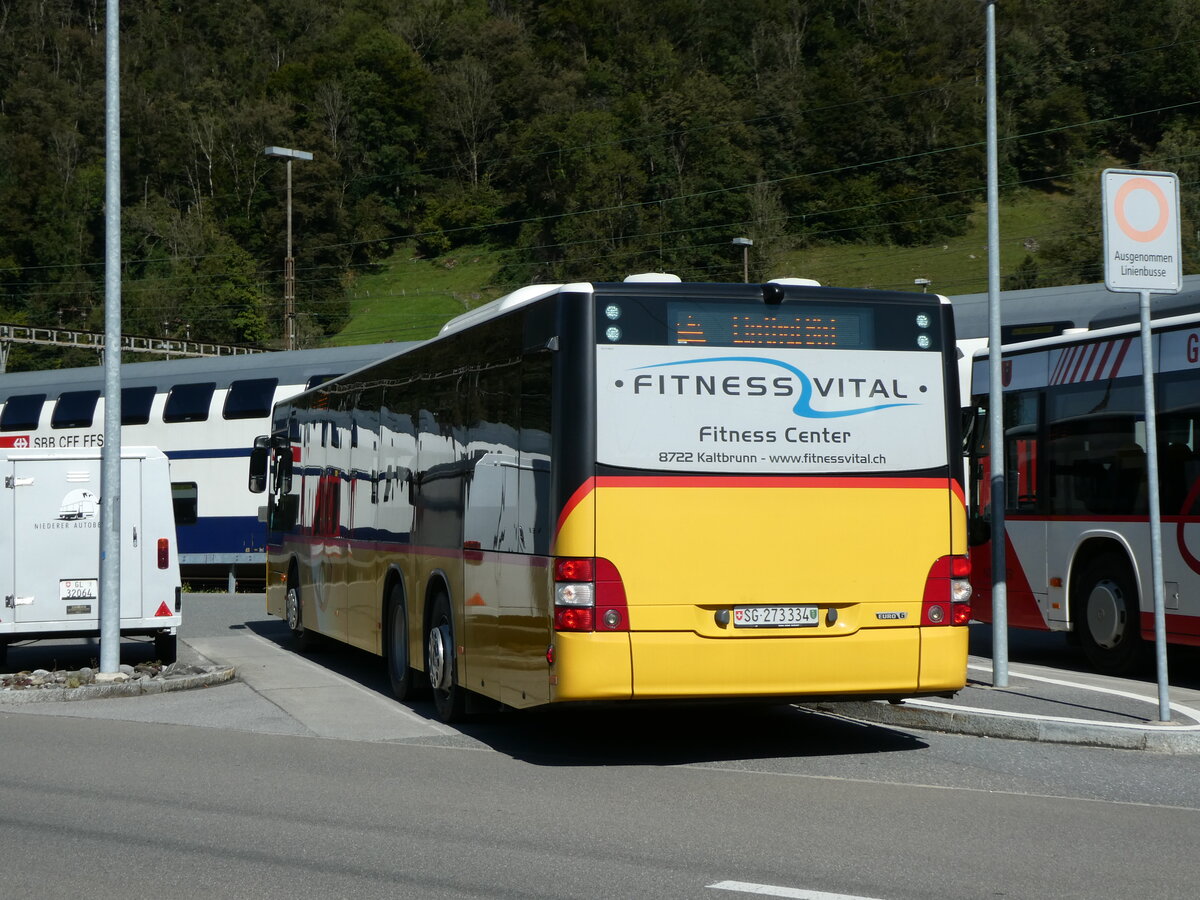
[1102,168,1182,723]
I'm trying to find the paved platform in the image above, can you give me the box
[820,656,1200,753]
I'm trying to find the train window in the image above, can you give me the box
[51,390,101,428]
[121,386,156,425]
[1,393,46,430]
[306,373,341,389]
[224,378,278,420]
[163,382,216,423]
[171,482,198,525]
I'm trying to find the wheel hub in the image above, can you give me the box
[428,623,451,690]
[285,588,300,632]
[1086,580,1126,649]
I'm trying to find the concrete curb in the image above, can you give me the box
[0,666,237,705]
[818,699,1200,754]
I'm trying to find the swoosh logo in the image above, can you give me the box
[634,356,917,419]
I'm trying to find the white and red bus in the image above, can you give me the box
[967,309,1200,673]
[251,275,971,721]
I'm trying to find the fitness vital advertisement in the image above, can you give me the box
[595,344,948,473]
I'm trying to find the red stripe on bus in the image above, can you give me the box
[1092,339,1115,381]
[1050,348,1069,384]
[555,476,597,537]
[1109,336,1132,379]
[1078,343,1100,381]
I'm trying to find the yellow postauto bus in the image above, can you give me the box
[249,275,971,721]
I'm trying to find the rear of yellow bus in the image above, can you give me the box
[549,281,969,704]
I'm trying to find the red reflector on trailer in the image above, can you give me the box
[154,602,173,618]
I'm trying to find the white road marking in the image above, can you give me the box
[707,881,886,900]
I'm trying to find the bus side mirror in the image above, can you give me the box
[248,435,270,493]
[277,447,293,495]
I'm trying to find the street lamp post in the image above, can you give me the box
[732,237,753,283]
[914,278,931,293]
[264,146,313,351]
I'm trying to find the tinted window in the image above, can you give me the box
[306,373,341,389]
[223,378,278,419]
[121,386,156,425]
[52,390,101,428]
[1,394,46,430]
[163,382,215,423]
[171,482,198,525]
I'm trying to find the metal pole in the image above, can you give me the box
[99,0,123,674]
[985,0,1009,687]
[742,245,749,283]
[1138,289,1171,722]
[284,158,295,351]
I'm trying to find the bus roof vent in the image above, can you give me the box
[768,277,821,286]
[623,273,681,283]
[439,284,562,336]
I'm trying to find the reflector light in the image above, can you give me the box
[157,538,170,569]
[154,602,173,618]
[554,607,594,632]
[554,558,594,582]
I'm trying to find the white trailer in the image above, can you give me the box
[0,446,182,670]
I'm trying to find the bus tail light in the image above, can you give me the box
[157,538,171,570]
[922,555,972,627]
[553,557,628,632]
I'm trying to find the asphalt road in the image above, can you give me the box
[1,594,1198,899]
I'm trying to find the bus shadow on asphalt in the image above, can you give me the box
[241,620,928,763]
[455,704,929,766]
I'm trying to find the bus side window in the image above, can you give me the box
[1004,391,1041,512]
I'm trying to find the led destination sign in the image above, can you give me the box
[669,302,872,348]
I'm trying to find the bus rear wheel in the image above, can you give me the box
[1074,555,1145,675]
[386,583,417,701]
[285,576,317,651]
[426,592,465,722]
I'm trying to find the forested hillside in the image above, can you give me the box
[1,0,1198,367]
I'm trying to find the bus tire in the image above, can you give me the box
[285,575,318,651]
[1073,555,1145,675]
[426,591,465,722]
[154,632,177,665]
[386,583,417,701]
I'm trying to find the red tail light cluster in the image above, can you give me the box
[921,555,972,626]
[553,557,629,632]
[157,538,171,570]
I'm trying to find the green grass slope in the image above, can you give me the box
[327,192,1073,345]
